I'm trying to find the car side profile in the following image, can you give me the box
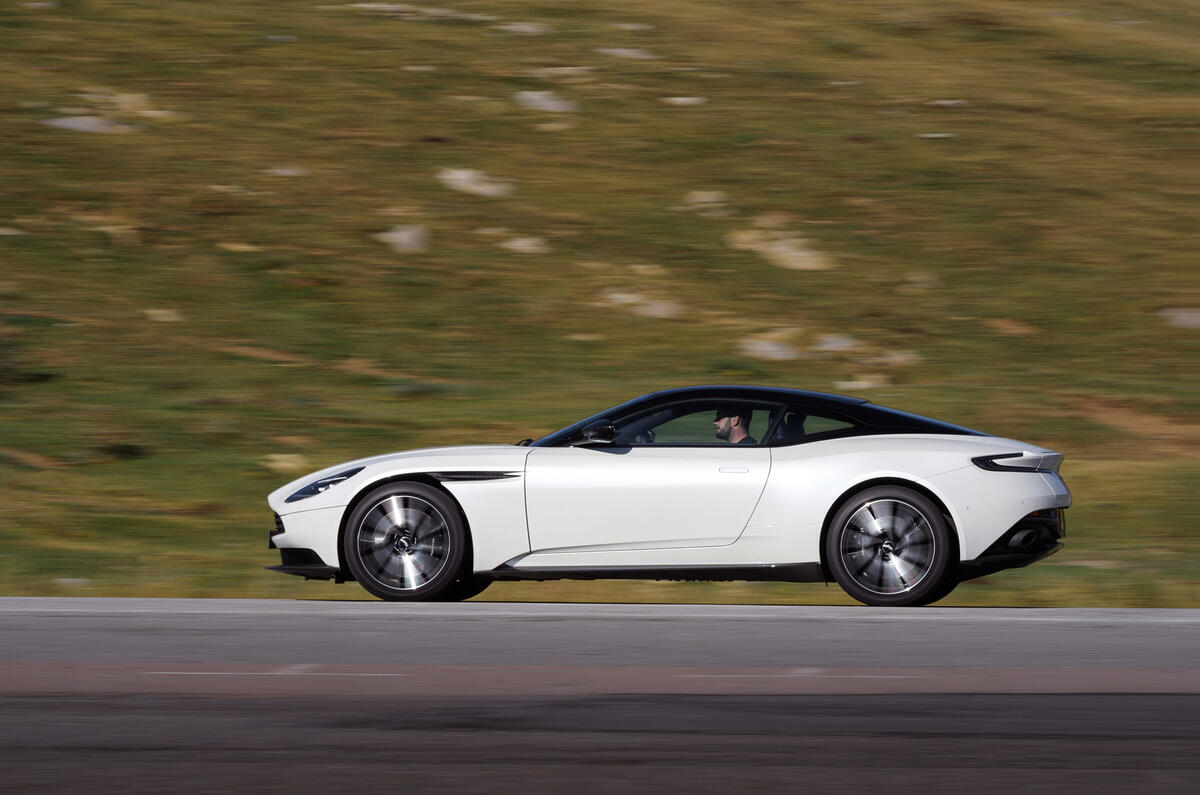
[266,386,1070,606]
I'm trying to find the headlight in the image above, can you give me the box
[284,467,365,503]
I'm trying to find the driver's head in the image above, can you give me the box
[713,405,751,441]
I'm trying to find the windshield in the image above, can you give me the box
[528,392,659,447]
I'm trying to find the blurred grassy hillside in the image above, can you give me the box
[0,0,1196,605]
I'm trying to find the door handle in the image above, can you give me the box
[719,466,749,473]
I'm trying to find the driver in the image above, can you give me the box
[713,406,756,445]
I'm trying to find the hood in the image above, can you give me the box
[268,444,531,511]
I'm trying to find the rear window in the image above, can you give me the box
[769,406,860,446]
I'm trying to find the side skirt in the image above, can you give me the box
[490,562,826,584]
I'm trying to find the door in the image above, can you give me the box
[524,398,777,552]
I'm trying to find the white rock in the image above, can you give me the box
[377,205,421,216]
[812,334,858,352]
[597,290,643,306]
[1159,308,1200,329]
[436,168,513,197]
[834,375,890,390]
[260,453,309,473]
[595,47,658,59]
[42,116,133,134]
[925,99,970,107]
[660,96,707,106]
[513,90,577,113]
[495,22,550,35]
[612,23,654,31]
[629,263,667,276]
[684,190,726,205]
[0,227,27,236]
[373,224,429,252]
[264,166,308,177]
[112,93,154,113]
[727,229,832,270]
[633,300,681,319]
[348,3,497,21]
[828,80,862,87]
[917,133,958,139]
[143,308,183,323]
[499,236,550,254]
[594,289,681,319]
[739,339,801,361]
[904,271,941,290]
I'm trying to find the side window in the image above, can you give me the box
[651,410,729,445]
[771,406,858,445]
[612,399,780,447]
[805,414,855,435]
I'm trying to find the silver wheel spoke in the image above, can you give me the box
[852,512,885,537]
[355,494,452,592]
[847,523,880,542]
[840,499,936,596]
[412,509,446,542]
[894,513,923,542]
[400,554,427,587]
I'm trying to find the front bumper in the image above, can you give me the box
[267,547,344,581]
[266,509,350,581]
[265,505,344,570]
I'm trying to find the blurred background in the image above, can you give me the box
[0,0,1196,605]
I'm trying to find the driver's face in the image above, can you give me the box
[713,415,732,441]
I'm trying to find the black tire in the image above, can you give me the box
[825,486,957,607]
[432,574,493,602]
[911,570,961,607]
[343,482,467,602]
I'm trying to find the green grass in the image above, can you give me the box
[1,0,1197,605]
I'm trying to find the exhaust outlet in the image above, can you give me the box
[1008,528,1040,549]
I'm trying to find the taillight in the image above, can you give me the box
[972,452,1063,473]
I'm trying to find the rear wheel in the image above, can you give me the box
[343,482,466,601]
[826,486,957,606]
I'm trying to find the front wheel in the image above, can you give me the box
[343,482,467,601]
[825,486,957,606]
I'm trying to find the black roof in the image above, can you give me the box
[640,385,868,406]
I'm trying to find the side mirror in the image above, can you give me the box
[573,422,616,446]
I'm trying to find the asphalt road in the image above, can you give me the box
[1,599,1197,792]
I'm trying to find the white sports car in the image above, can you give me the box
[267,386,1069,606]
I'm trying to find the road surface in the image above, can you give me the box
[1,599,1196,792]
